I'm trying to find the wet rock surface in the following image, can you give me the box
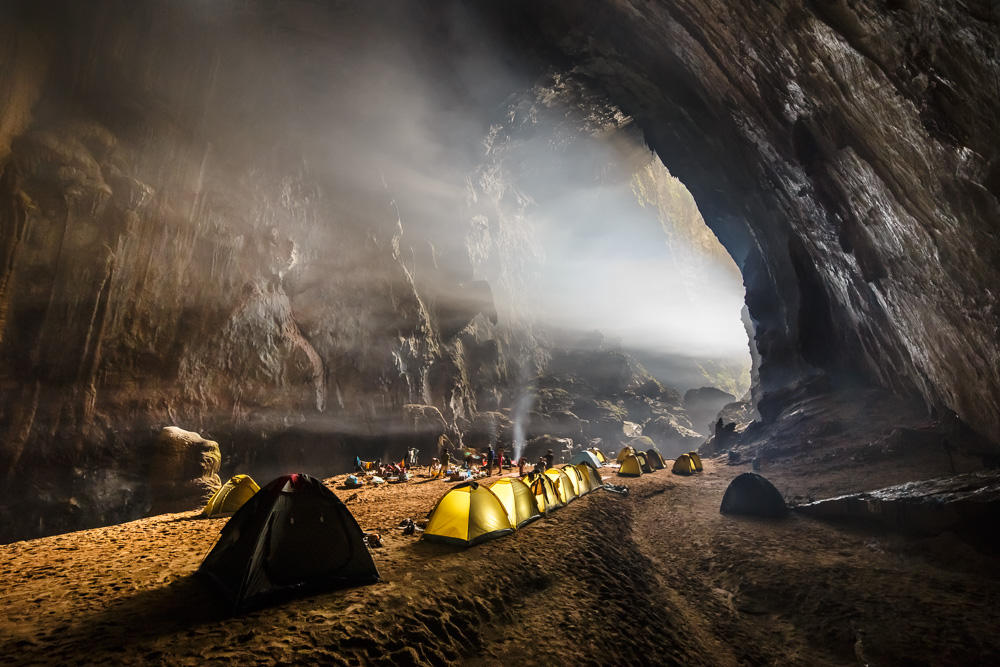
[147,427,221,516]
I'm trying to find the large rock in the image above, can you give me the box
[795,472,1000,537]
[683,387,737,437]
[148,427,221,515]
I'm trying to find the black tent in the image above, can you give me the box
[198,473,380,613]
[720,472,787,518]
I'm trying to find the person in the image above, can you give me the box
[441,446,450,471]
[544,449,554,469]
[518,456,527,477]
[496,447,504,474]
[408,447,419,468]
[486,445,496,476]
[534,458,546,474]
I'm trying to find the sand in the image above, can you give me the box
[2,457,1000,666]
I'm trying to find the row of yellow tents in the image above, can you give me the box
[423,459,606,547]
[613,444,702,476]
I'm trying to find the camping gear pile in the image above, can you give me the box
[422,457,608,547]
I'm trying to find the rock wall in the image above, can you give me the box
[1,0,998,540]
[492,0,1000,441]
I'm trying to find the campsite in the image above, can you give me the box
[3,449,1000,666]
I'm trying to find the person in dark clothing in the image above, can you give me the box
[486,445,496,475]
[544,449,554,469]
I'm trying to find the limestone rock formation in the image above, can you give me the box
[642,415,706,459]
[683,387,738,437]
[147,427,221,515]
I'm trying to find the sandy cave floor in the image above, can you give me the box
[2,454,1000,666]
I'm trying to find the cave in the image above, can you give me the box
[1,1,999,664]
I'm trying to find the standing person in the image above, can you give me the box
[545,449,554,469]
[486,445,496,476]
[441,446,450,471]
[518,456,527,477]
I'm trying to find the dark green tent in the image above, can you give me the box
[198,473,379,613]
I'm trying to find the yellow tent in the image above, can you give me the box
[577,462,603,491]
[202,474,260,518]
[590,448,607,464]
[645,449,666,470]
[672,454,697,475]
[562,464,588,495]
[424,482,514,547]
[618,454,643,477]
[526,473,563,514]
[688,451,704,472]
[616,446,635,463]
[489,478,541,529]
[544,468,578,504]
[635,452,654,473]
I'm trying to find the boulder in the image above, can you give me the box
[794,472,1000,538]
[148,426,222,515]
[464,411,514,450]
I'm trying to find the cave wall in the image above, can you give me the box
[1,0,998,539]
[492,0,1000,437]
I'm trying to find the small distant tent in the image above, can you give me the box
[563,464,589,495]
[575,462,602,492]
[571,450,602,469]
[644,449,666,471]
[618,454,643,477]
[489,478,541,529]
[616,446,636,463]
[202,474,260,517]
[424,481,514,547]
[590,448,607,464]
[198,473,379,614]
[720,473,787,517]
[526,473,563,514]
[635,452,654,474]
[688,452,704,472]
[544,468,578,504]
[672,454,697,475]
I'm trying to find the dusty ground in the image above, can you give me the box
[2,431,1000,667]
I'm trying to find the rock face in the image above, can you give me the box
[147,427,221,515]
[0,0,998,540]
[795,472,1000,538]
[493,0,1000,443]
[683,387,738,437]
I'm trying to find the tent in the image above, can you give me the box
[688,451,704,472]
[526,472,563,514]
[489,478,541,529]
[672,454,697,475]
[720,473,787,517]
[618,454,643,477]
[576,462,603,491]
[562,464,588,495]
[423,481,514,547]
[544,468,578,504]
[198,473,379,614]
[202,474,260,517]
[590,448,607,464]
[616,446,636,463]
[644,449,666,470]
[635,452,654,473]
[571,450,603,469]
